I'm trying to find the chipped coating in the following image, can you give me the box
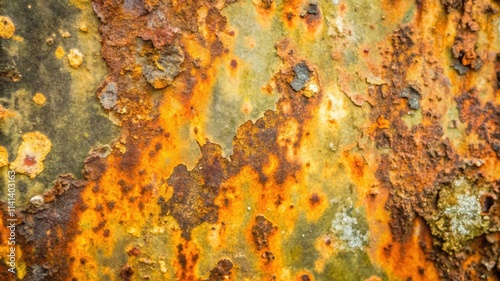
[9,132,52,179]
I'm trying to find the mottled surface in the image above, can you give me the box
[0,0,499,280]
[0,0,119,207]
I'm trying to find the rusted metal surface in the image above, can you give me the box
[1,0,500,280]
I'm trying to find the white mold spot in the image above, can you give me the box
[331,208,368,251]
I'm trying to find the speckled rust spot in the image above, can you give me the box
[120,265,134,281]
[127,247,141,257]
[309,193,320,206]
[205,259,233,281]
[230,59,237,69]
[252,215,277,250]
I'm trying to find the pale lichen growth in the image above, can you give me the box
[331,207,369,251]
[427,177,490,253]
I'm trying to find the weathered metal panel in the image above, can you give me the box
[0,0,499,280]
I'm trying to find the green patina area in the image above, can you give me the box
[207,1,284,156]
[0,0,119,206]
[283,198,386,280]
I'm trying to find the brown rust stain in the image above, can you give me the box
[16,175,85,280]
[252,215,277,251]
[159,142,230,240]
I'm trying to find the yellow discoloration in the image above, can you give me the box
[376,115,390,129]
[60,30,71,38]
[55,46,65,58]
[0,104,12,122]
[0,16,15,39]
[32,92,47,106]
[79,24,88,32]
[67,48,83,68]
[11,35,23,42]
[0,146,8,167]
[10,131,52,179]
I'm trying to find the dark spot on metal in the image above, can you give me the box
[99,82,118,110]
[452,59,468,75]
[23,155,37,166]
[252,215,277,250]
[307,3,319,15]
[309,193,320,206]
[155,142,162,151]
[107,201,115,210]
[290,62,311,91]
[481,195,495,213]
[262,251,275,262]
[127,247,141,256]
[92,220,106,233]
[230,59,237,69]
[301,274,311,281]
[399,86,421,110]
[103,229,111,237]
[119,265,134,281]
[205,259,233,281]
[140,184,153,195]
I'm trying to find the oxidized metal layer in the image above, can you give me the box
[0,0,499,280]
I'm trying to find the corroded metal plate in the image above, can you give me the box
[1,0,500,280]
